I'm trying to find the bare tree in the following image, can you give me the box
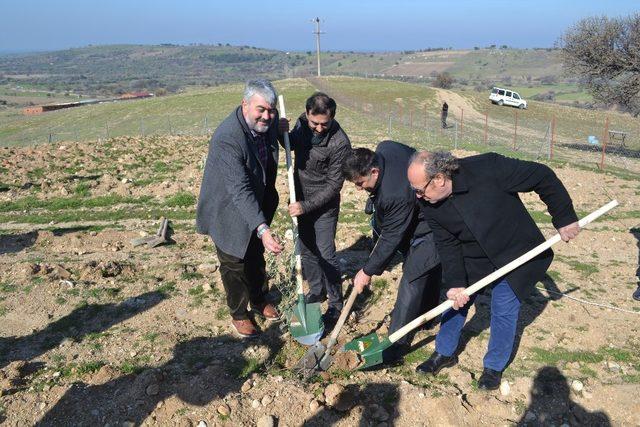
[433,72,454,89]
[559,14,640,116]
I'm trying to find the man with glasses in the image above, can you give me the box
[407,151,580,389]
[279,92,351,324]
[342,141,441,364]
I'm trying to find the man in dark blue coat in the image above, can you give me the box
[342,141,441,362]
[407,151,580,389]
[196,79,283,338]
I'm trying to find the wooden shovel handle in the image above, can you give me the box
[278,95,304,295]
[324,287,359,355]
[388,199,619,344]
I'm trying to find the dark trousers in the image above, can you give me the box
[298,209,343,310]
[215,234,267,320]
[441,112,448,129]
[389,264,442,346]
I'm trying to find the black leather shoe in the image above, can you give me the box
[478,368,502,390]
[415,352,458,375]
[304,292,327,304]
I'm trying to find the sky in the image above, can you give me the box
[0,0,638,53]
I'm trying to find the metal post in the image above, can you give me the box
[550,116,556,160]
[513,111,518,150]
[599,117,610,170]
[454,123,458,149]
[484,112,488,145]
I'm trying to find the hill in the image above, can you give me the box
[0,44,592,110]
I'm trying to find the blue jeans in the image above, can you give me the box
[435,278,521,372]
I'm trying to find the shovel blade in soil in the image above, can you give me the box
[342,332,393,370]
[295,342,326,377]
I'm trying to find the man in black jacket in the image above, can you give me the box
[196,79,283,339]
[407,151,580,389]
[281,92,351,321]
[342,141,441,360]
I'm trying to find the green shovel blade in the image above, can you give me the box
[287,296,324,346]
[342,333,393,370]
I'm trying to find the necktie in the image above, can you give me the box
[255,133,268,167]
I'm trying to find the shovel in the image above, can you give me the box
[343,200,618,370]
[278,95,324,346]
[295,286,359,378]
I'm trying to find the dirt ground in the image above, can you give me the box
[0,136,639,426]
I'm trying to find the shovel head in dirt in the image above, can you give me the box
[296,288,359,378]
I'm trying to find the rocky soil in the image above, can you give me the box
[0,136,639,426]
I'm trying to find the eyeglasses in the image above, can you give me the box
[413,177,432,196]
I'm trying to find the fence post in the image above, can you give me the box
[550,116,556,160]
[425,105,428,129]
[484,111,488,145]
[513,110,518,150]
[600,117,610,170]
[105,122,110,139]
[454,123,458,150]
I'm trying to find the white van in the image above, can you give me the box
[490,87,527,109]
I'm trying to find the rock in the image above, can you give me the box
[256,415,275,427]
[38,402,46,410]
[146,383,160,396]
[261,395,273,406]
[571,379,584,393]
[368,404,389,421]
[524,411,537,422]
[196,421,208,427]
[499,380,511,396]
[198,263,219,274]
[251,399,261,409]
[325,384,356,412]
[53,265,72,280]
[324,383,344,405]
[309,400,321,412]
[241,379,253,393]
[202,282,212,292]
[216,403,231,417]
[606,361,621,372]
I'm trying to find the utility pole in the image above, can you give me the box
[312,17,324,77]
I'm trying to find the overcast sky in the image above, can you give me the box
[1,0,638,53]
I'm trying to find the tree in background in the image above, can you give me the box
[560,14,640,116]
[433,72,454,89]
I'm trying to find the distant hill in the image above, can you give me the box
[0,44,590,108]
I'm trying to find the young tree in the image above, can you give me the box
[559,14,640,116]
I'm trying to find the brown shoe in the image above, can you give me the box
[251,302,282,321]
[231,319,259,338]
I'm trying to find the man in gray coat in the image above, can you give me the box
[281,92,351,323]
[196,79,283,338]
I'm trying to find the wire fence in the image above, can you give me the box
[308,77,640,175]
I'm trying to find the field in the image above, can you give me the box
[0,78,639,426]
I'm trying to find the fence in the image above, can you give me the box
[308,77,640,175]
